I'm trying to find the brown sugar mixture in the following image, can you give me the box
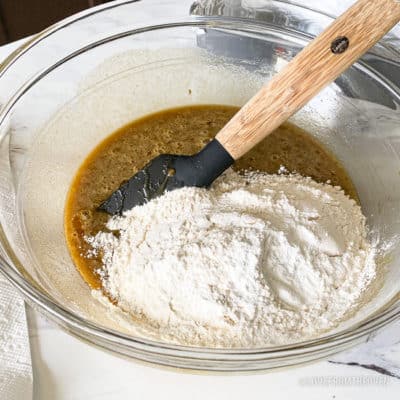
[64,105,357,290]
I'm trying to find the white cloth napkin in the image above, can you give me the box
[0,280,33,400]
[0,129,33,399]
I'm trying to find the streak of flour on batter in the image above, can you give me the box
[86,170,377,347]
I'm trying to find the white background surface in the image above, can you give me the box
[1,4,400,399]
[27,310,400,400]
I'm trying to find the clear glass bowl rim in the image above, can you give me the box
[0,0,399,369]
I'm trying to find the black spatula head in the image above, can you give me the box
[98,139,234,215]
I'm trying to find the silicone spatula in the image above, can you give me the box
[99,0,400,215]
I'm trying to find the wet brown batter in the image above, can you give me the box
[64,105,357,289]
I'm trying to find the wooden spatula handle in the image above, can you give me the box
[216,0,400,160]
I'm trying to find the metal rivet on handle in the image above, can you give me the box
[331,36,350,54]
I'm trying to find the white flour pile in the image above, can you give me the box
[87,170,376,347]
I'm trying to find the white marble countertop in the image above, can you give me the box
[1,5,399,400]
[27,307,400,399]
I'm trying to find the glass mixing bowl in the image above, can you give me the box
[0,0,399,371]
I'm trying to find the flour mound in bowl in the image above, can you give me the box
[87,170,376,347]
